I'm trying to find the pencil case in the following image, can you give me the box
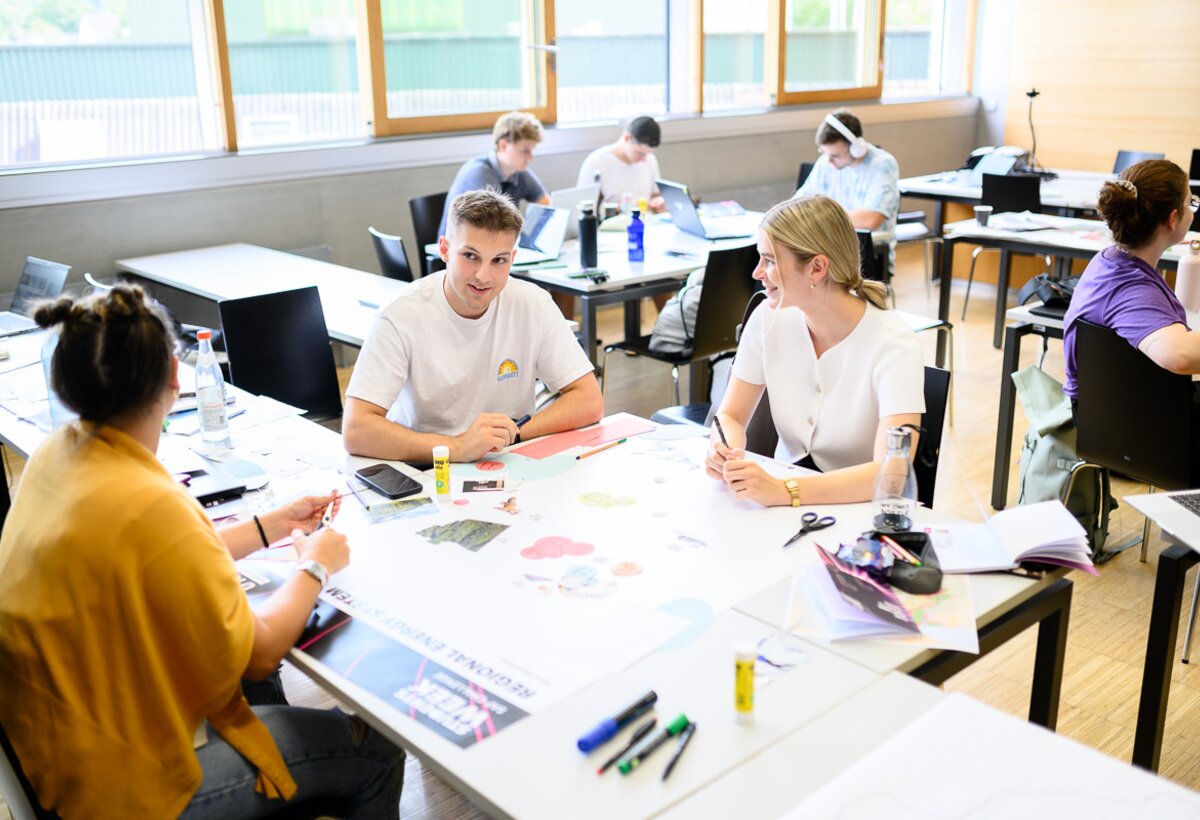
[867,530,943,595]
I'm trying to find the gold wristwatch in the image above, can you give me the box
[783,479,802,507]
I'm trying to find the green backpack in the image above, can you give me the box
[1012,365,1117,562]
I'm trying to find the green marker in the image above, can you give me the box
[617,713,690,775]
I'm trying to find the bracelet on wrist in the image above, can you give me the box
[253,514,269,548]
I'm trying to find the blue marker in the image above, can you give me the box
[577,690,657,753]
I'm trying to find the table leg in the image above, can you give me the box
[936,237,955,368]
[991,323,1029,510]
[579,297,598,365]
[623,297,643,342]
[0,444,9,533]
[1028,580,1072,729]
[932,199,946,236]
[993,247,1012,349]
[1133,543,1199,772]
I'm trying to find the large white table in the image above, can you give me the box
[116,243,407,347]
[900,167,1113,233]
[0,360,1156,817]
[935,214,1199,360]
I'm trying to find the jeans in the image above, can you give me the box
[182,672,405,819]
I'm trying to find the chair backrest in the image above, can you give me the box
[689,244,761,360]
[217,286,343,419]
[368,226,414,282]
[981,172,1042,213]
[409,191,448,276]
[915,366,950,509]
[0,722,47,820]
[1113,150,1165,174]
[855,229,888,283]
[1074,319,1192,489]
[796,161,815,191]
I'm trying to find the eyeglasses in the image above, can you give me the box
[1189,194,1199,213]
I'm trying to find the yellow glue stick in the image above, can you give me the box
[735,642,755,724]
[433,445,450,501]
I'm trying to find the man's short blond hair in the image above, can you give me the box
[492,111,544,146]
[447,188,524,238]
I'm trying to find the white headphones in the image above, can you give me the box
[822,113,869,160]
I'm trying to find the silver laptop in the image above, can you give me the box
[1126,490,1200,548]
[0,257,71,337]
[657,179,754,240]
[550,184,601,239]
[514,204,571,265]
[970,152,1019,186]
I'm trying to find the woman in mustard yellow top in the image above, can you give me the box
[0,287,404,818]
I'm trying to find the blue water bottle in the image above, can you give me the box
[627,209,645,262]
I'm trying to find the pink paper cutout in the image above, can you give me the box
[511,418,656,460]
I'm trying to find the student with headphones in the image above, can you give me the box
[795,108,901,270]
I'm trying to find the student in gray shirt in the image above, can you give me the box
[438,111,551,236]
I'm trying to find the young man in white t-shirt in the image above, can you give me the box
[576,116,666,213]
[343,189,603,462]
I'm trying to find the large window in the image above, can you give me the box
[223,0,364,149]
[882,0,970,99]
[0,0,971,171]
[772,0,884,104]
[702,0,766,113]
[555,0,668,123]
[0,0,220,166]
[365,0,554,136]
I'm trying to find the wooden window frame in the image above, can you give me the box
[766,0,886,107]
[357,0,557,138]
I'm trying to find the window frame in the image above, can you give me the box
[765,0,887,107]
[355,0,557,138]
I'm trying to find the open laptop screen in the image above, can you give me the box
[12,257,70,316]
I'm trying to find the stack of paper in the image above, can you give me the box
[932,500,1096,575]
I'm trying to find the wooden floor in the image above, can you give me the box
[4,244,1200,818]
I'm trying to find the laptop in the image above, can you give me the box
[514,204,571,265]
[657,179,754,240]
[550,184,601,239]
[969,152,1019,186]
[0,257,70,337]
[1127,490,1200,549]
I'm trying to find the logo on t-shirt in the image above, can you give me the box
[497,358,520,381]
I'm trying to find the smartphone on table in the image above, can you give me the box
[354,463,424,499]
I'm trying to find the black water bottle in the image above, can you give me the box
[578,200,598,269]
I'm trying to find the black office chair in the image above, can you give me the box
[856,229,894,306]
[961,172,1052,320]
[796,161,815,191]
[1071,319,1198,657]
[603,244,759,406]
[217,286,343,424]
[1072,318,1192,549]
[367,226,414,282]
[1113,150,1165,174]
[409,191,448,277]
[1190,149,1200,196]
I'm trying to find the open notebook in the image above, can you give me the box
[930,500,1095,574]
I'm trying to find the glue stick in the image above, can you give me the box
[735,642,755,724]
[433,445,450,502]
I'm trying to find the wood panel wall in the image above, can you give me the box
[1002,0,1200,173]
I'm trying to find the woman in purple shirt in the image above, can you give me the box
[1064,159,1198,400]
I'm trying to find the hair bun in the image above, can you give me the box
[102,285,149,321]
[33,297,78,329]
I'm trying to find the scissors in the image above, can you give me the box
[782,511,836,548]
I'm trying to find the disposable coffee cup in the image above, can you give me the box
[974,205,993,226]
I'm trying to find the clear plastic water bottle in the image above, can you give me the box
[40,330,77,430]
[195,330,230,452]
[627,208,645,262]
[872,426,918,532]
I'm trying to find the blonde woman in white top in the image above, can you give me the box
[706,195,925,507]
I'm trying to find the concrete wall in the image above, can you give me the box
[0,101,978,292]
